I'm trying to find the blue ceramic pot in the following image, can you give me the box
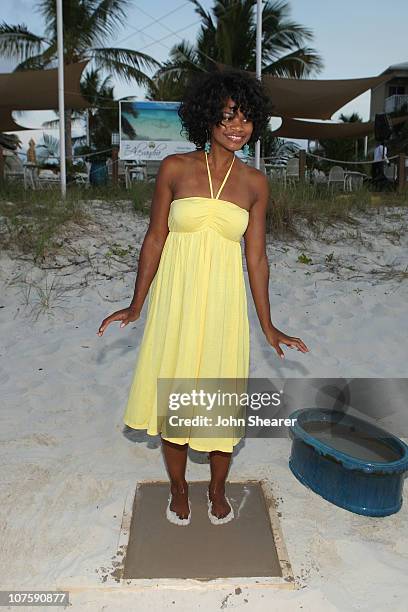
[288,408,408,516]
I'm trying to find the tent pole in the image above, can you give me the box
[56,0,66,198]
[86,109,90,147]
[254,0,263,171]
[0,145,4,184]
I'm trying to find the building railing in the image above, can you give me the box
[384,94,408,113]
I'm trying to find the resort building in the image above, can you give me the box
[370,62,408,119]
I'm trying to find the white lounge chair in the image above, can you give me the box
[244,157,266,173]
[285,157,300,186]
[37,169,60,189]
[327,166,346,191]
[344,171,366,191]
[311,168,327,185]
[124,161,147,188]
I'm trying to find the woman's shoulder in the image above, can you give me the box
[238,158,269,188]
[236,160,269,206]
[159,150,200,173]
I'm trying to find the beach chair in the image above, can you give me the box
[311,168,327,185]
[327,166,346,191]
[37,169,60,189]
[23,163,38,189]
[124,161,147,188]
[267,166,286,182]
[383,163,397,182]
[118,160,128,186]
[73,172,89,186]
[285,157,300,187]
[245,157,266,173]
[344,171,365,191]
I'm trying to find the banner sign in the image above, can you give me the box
[119,100,195,160]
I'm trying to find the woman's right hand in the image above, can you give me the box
[97,306,140,337]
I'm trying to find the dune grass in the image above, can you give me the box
[0,179,407,261]
[266,182,408,239]
[0,182,154,261]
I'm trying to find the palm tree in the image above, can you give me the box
[262,128,300,159]
[147,0,323,100]
[42,68,138,153]
[0,0,160,159]
[79,69,138,154]
[315,112,365,169]
[146,72,188,102]
[0,133,21,151]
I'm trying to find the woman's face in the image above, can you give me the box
[210,97,253,152]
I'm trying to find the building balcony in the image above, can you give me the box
[385,94,408,113]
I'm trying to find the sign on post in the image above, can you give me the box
[119,100,195,161]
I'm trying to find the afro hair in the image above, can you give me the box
[178,69,274,149]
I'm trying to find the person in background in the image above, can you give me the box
[372,141,390,187]
[26,138,37,165]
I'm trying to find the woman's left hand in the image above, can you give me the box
[265,326,310,360]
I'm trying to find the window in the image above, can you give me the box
[389,86,405,96]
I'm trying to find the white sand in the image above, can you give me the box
[1,199,407,611]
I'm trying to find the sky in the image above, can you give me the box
[2,0,408,150]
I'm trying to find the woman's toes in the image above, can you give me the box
[209,492,231,518]
[170,486,190,518]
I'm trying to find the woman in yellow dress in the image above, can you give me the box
[98,70,309,526]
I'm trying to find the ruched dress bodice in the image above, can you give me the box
[168,196,249,242]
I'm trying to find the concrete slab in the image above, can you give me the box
[113,479,294,589]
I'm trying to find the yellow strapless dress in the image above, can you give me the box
[123,152,250,452]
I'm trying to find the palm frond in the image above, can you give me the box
[0,23,46,60]
[84,0,132,46]
[157,41,204,77]
[162,0,323,79]
[91,47,160,85]
[145,70,190,101]
[80,67,115,105]
[41,119,60,129]
[339,112,363,123]
[41,116,83,129]
[0,132,21,151]
[189,0,215,29]
[263,46,324,77]
[12,43,57,71]
[38,132,60,157]
[37,0,93,39]
[263,20,315,56]
[214,1,255,68]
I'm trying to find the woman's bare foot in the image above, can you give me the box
[170,480,190,519]
[208,483,232,519]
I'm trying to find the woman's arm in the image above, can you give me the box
[244,172,309,359]
[244,171,274,335]
[98,155,176,336]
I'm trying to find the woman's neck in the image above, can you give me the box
[205,143,235,171]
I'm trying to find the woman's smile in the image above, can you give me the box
[224,133,245,143]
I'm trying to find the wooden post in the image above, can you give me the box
[299,149,306,182]
[397,153,406,192]
[0,145,4,184]
[112,146,119,186]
